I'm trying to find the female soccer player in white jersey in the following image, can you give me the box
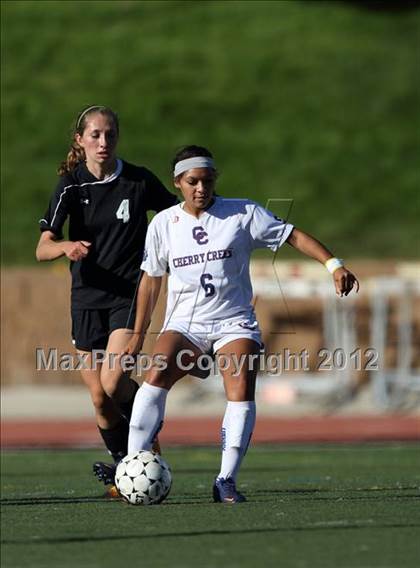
[123,145,359,503]
[35,105,178,492]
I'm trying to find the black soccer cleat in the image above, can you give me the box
[93,461,117,486]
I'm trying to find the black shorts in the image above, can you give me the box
[71,303,136,352]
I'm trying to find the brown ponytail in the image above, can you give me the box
[57,105,119,176]
[58,142,86,176]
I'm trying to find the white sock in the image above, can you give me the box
[218,400,256,482]
[128,382,168,454]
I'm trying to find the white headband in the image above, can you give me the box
[174,157,215,177]
[76,105,106,129]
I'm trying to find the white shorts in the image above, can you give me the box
[161,313,262,354]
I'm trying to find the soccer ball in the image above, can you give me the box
[115,451,172,505]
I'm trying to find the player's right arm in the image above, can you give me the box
[36,231,91,262]
[122,272,162,356]
[36,177,92,262]
[122,212,168,356]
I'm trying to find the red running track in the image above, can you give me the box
[1,416,419,448]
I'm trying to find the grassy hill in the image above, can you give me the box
[1,0,419,263]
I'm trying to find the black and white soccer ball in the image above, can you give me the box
[115,451,172,505]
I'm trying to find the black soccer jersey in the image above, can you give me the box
[39,159,177,308]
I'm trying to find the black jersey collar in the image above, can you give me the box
[78,159,123,185]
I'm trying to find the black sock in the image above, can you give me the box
[119,380,139,422]
[98,419,129,463]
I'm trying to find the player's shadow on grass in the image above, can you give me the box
[3,522,420,546]
[3,484,418,507]
[0,496,116,506]
[0,493,216,507]
[176,466,291,474]
[253,485,419,494]
[251,487,420,502]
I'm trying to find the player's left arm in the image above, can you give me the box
[286,228,359,297]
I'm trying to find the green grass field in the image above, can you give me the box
[2,0,419,263]
[1,444,419,568]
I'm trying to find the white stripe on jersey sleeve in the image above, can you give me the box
[50,186,70,229]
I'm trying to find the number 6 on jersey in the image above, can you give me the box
[200,273,215,297]
[116,199,130,223]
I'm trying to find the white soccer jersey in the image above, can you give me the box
[141,197,294,325]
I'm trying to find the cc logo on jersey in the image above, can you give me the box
[192,226,209,245]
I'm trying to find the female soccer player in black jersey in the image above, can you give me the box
[36,105,177,491]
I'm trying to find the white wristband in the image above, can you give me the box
[325,257,344,274]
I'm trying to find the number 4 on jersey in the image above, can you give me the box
[116,199,130,223]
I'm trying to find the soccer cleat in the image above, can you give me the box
[104,484,121,499]
[93,461,117,486]
[152,437,161,455]
[213,477,246,504]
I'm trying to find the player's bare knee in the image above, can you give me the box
[100,365,125,396]
[100,378,120,401]
[90,388,109,413]
[144,369,173,390]
[226,376,255,401]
